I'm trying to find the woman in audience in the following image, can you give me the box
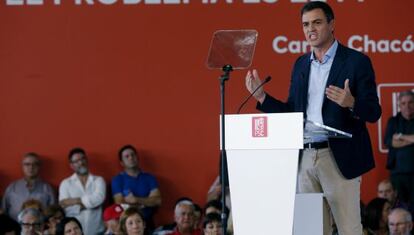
[119,207,146,235]
[364,198,391,235]
[44,204,65,235]
[203,213,222,235]
[56,217,84,235]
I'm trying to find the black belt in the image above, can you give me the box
[304,141,329,149]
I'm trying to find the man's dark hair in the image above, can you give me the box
[68,147,86,161]
[301,1,335,23]
[118,144,137,161]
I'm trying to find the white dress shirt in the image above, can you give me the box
[59,173,106,235]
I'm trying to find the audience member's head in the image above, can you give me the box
[203,212,222,235]
[174,200,195,233]
[103,204,124,235]
[378,179,397,204]
[388,208,413,235]
[118,145,139,170]
[17,208,44,235]
[56,217,83,235]
[44,204,65,235]
[68,147,89,176]
[0,214,21,235]
[193,203,202,230]
[204,200,228,216]
[21,199,43,213]
[119,207,146,235]
[365,198,391,232]
[21,152,40,180]
[398,90,414,120]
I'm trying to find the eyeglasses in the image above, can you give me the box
[71,157,87,164]
[21,222,42,229]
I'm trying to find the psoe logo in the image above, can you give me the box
[252,116,267,137]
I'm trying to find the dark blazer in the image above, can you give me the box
[257,43,381,179]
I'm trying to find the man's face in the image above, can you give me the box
[388,211,413,235]
[378,182,396,203]
[70,153,88,175]
[302,8,335,50]
[120,148,138,169]
[21,213,43,235]
[399,95,414,120]
[175,204,194,231]
[22,156,40,179]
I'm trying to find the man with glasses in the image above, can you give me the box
[2,152,56,220]
[18,207,44,235]
[388,208,413,235]
[59,147,106,235]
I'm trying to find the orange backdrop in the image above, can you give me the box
[0,0,413,225]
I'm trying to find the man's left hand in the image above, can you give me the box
[325,79,355,108]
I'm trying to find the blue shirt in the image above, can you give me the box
[111,171,158,218]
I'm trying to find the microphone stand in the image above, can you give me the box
[219,64,232,235]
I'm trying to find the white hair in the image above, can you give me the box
[174,200,194,216]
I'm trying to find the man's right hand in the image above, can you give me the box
[245,69,266,104]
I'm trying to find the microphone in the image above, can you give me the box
[237,76,272,114]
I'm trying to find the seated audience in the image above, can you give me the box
[388,208,413,235]
[103,204,124,235]
[193,204,202,231]
[167,200,201,235]
[21,198,44,212]
[17,207,44,235]
[119,207,146,235]
[153,197,193,235]
[377,179,409,210]
[202,213,222,235]
[44,204,65,235]
[364,198,391,235]
[56,217,84,235]
[2,152,55,220]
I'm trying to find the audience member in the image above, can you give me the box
[44,204,65,235]
[56,217,84,235]
[17,207,44,235]
[193,204,202,231]
[112,145,162,230]
[364,198,391,235]
[0,213,20,235]
[21,199,44,212]
[59,147,106,235]
[103,204,124,235]
[119,207,146,235]
[384,90,414,209]
[388,208,413,235]
[1,152,55,220]
[153,197,193,235]
[378,179,409,210]
[167,200,201,235]
[206,176,230,210]
[202,213,222,235]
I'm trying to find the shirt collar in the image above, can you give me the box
[310,40,338,64]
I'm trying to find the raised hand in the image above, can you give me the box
[245,69,266,103]
[325,79,355,108]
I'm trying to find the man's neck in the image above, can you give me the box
[125,168,140,177]
[312,38,335,62]
[76,173,89,186]
[24,176,37,189]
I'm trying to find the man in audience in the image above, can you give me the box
[18,207,44,235]
[2,152,55,220]
[168,200,201,235]
[377,179,408,210]
[59,147,106,235]
[385,90,414,209]
[112,144,161,229]
[388,208,413,235]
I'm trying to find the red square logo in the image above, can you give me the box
[252,116,267,137]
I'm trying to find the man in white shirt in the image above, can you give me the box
[59,147,106,235]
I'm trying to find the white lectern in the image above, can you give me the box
[220,113,303,235]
